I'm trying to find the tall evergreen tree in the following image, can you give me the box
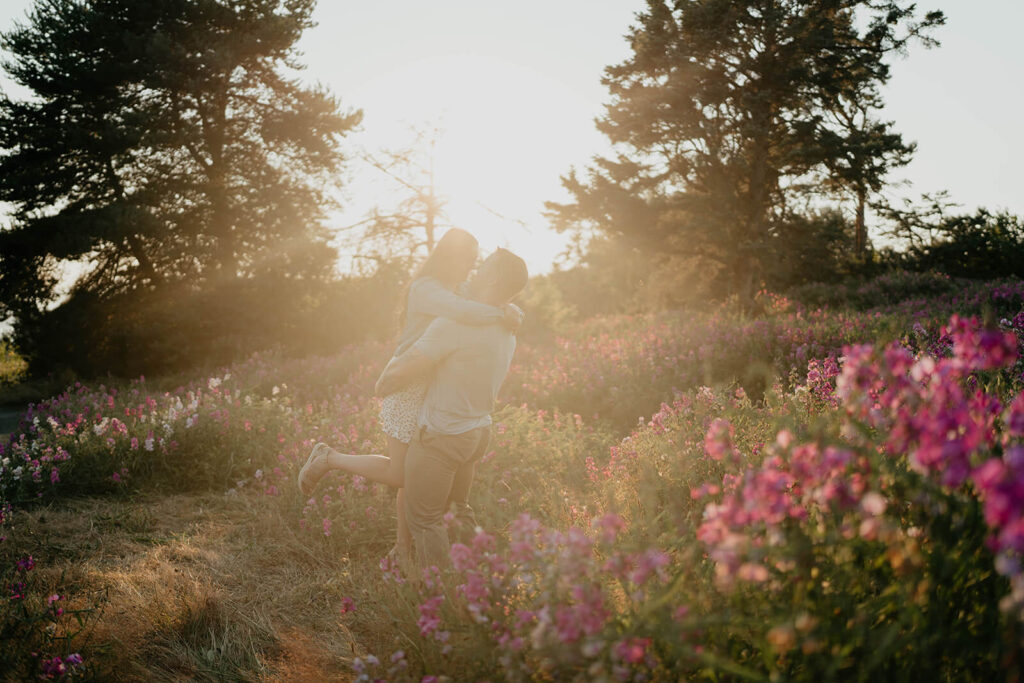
[0,0,360,373]
[548,0,943,300]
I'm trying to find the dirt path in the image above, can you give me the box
[2,491,359,681]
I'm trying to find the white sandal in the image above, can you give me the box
[298,442,330,498]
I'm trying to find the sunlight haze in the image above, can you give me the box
[4,4,1024,674]
[1,0,1022,275]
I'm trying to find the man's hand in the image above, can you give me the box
[501,303,525,332]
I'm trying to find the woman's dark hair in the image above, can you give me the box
[398,228,480,327]
[414,228,479,287]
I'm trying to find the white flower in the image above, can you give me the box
[860,491,887,517]
[272,385,280,396]
[254,469,263,480]
[185,414,198,429]
[208,377,222,389]
[144,437,155,451]
[12,466,22,480]
[163,422,173,436]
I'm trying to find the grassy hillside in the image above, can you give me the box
[2,273,1024,680]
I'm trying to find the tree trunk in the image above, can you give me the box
[742,120,772,312]
[206,84,236,275]
[425,140,437,253]
[739,24,778,313]
[125,233,161,287]
[855,186,867,257]
[424,195,436,254]
[736,252,761,314]
[106,159,161,287]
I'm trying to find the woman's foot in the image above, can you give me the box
[298,442,331,498]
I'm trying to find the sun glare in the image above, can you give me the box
[344,53,602,274]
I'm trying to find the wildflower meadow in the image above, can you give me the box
[2,272,1024,680]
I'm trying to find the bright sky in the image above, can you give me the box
[1,0,1023,278]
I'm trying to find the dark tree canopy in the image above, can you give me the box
[0,0,362,375]
[0,0,360,308]
[548,0,944,299]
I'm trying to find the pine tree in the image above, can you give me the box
[548,0,943,300]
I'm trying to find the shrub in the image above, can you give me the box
[902,209,1024,279]
[10,269,404,380]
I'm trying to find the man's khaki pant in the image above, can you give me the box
[403,425,491,569]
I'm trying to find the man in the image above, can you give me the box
[375,248,528,569]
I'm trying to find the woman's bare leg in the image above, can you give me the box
[386,438,413,566]
[304,437,412,556]
[302,442,404,489]
[395,487,412,566]
[301,436,412,566]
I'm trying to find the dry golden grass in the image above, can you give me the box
[1,491,364,681]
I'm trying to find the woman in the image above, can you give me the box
[297,228,521,563]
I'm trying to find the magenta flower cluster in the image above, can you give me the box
[697,314,1024,608]
[37,652,84,679]
[393,513,671,680]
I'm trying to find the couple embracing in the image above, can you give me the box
[298,228,528,570]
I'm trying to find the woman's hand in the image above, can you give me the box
[501,303,525,331]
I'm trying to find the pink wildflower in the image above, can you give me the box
[704,418,736,461]
[614,636,651,665]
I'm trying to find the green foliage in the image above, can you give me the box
[545,236,656,318]
[761,210,859,290]
[788,270,960,310]
[0,342,26,387]
[515,274,579,341]
[900,209,1024,279]
[542,235,725,320]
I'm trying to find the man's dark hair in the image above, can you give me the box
[488,248,528,301]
